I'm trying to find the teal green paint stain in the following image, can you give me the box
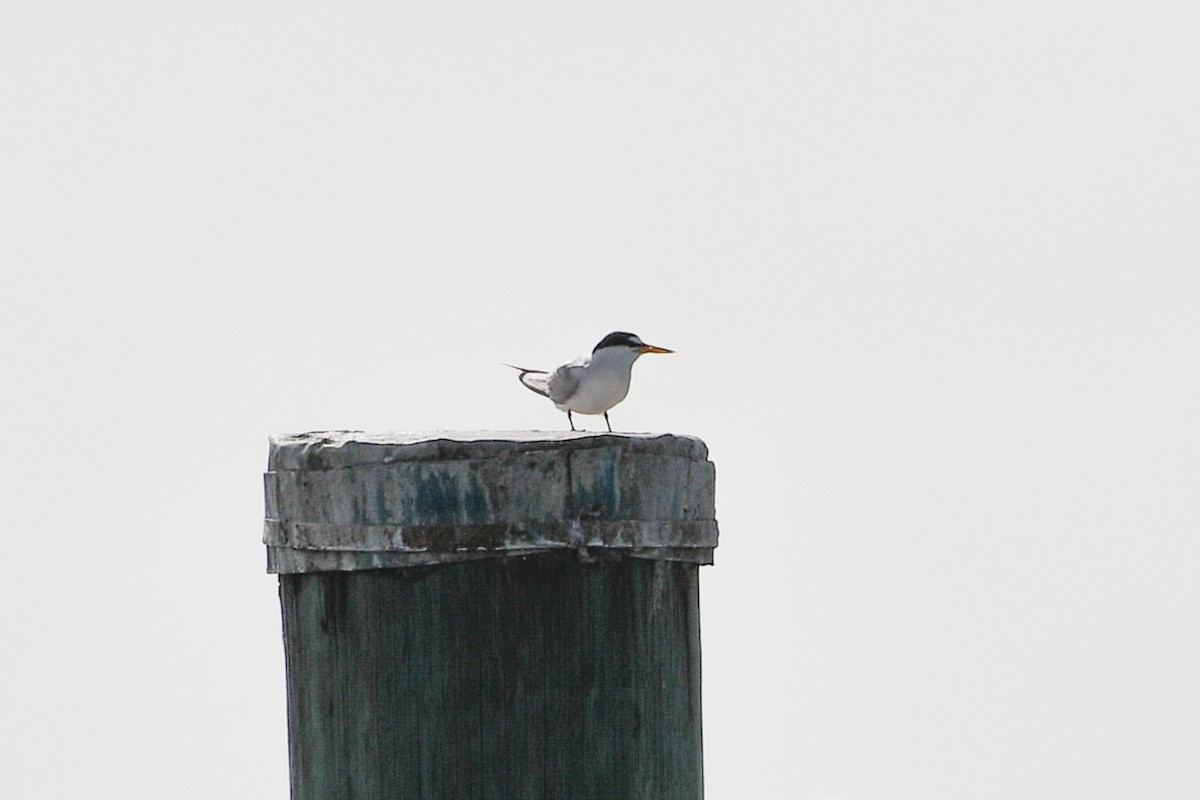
[341,470,363,525]
[462,473,490,524]
[621,464,643,518]
[413,469,462,525]
[572,450,620,518]
[372,482,392,524]
[401,467,490,525]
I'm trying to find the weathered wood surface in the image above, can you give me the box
[265,431,717,800]
[281,554,703,800]
[264,431,718,573]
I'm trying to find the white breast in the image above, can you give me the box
[548,348,638,415]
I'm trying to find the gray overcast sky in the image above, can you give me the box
[2,2,1198,798]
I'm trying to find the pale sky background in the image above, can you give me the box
[2,2,1198,798]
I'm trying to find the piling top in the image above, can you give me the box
[263,431,718,574]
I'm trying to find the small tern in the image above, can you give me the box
[507,331,673,432]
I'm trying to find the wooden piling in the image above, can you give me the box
[263,431,718,800]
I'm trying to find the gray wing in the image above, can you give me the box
[547,358,586,405]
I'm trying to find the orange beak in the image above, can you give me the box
[639,344,673,354]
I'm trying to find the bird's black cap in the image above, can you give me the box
[592,331,644,353]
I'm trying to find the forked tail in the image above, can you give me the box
[503,364,551,398]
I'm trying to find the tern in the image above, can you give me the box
[507,331,673,432]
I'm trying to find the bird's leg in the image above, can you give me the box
[568,410,577,431]
[604,412,612,432]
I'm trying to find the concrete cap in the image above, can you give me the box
[264,431,718,574]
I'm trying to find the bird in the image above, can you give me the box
[506,331,673,432]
